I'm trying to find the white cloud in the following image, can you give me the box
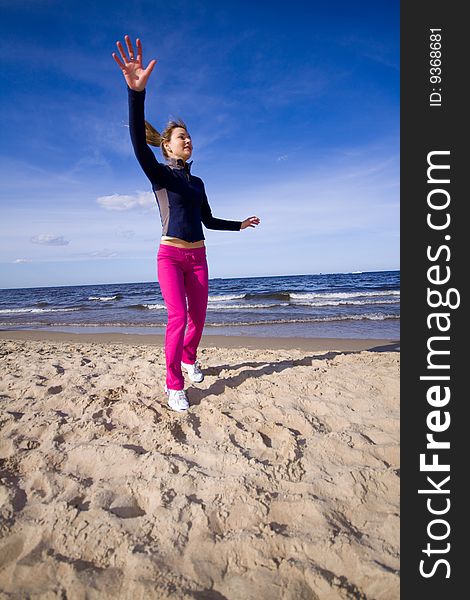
[13,258,30,264]
[88,249,118,258]
[97,191,154,211]
[31,234,70,246]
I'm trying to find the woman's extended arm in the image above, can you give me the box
[201,192,260,232]
[127,87,167,184]
[113,36,170,185]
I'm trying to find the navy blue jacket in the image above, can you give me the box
[128,87,242,242]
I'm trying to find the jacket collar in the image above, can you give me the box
[167,157,193,174]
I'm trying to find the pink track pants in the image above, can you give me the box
[157,244,209,390]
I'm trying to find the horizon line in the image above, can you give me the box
[0,268,400,291]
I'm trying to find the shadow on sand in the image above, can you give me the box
[188,340,399,406]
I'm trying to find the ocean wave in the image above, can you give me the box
[290,290,400,300]
[0,321,167,328]
[205,290,400,303]
[0,307,81,315]
[207,302,290,310]
[207,314,400,327]
[244,292,291,301]
[0,312,399,330]
[205,293,399,309]
[208,294,246,302]
[88,294,123,301]
[127,303,166,311]
[290,299,400,307]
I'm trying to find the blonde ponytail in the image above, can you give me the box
[145,118,189,159]
[144,120,162,147]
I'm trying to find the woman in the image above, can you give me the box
[112,36,260,412]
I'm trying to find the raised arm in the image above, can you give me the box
[127,87,166,183]
[113,36,170,185]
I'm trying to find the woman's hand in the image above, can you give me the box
[240,216,260,230]
[112,35,156,92]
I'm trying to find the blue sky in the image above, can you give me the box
[0,0,399,289]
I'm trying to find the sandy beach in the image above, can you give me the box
[0,331,399,599]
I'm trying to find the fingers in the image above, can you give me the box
[125,34,135,60]
[145,58,157,76]
[115,35,136,65]
[114,36,155,68]
[241,216,260,230]
[116,39,129,64]
[137,38,157,71]
[112,52,125,69]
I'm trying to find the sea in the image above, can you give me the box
[0,270,399,339]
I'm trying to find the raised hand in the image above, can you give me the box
[112,35,157,92]
[240,216,261,230]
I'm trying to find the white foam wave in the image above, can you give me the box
[208,294,245,302]
[207,303,290,310]
[290,291,400,300]
[0,307,81,315]
[88,295,119,302]
[141,304,166,310]
[207,313,399,326]
[291,299,400,307]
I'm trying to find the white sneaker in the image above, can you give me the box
[181,360,204,383]
[165,386,189,412]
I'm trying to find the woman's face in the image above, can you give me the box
[166,127,193,161]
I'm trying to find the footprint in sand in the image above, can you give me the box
[91,408,116,432]
[5,410,24,421]
[0,534,25,569]
[108,494,146,519]
[67,495,90,512]
[0,462,27,520]
[122,444,148,455]
[236,422,305,467]
[47,385,63,395]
